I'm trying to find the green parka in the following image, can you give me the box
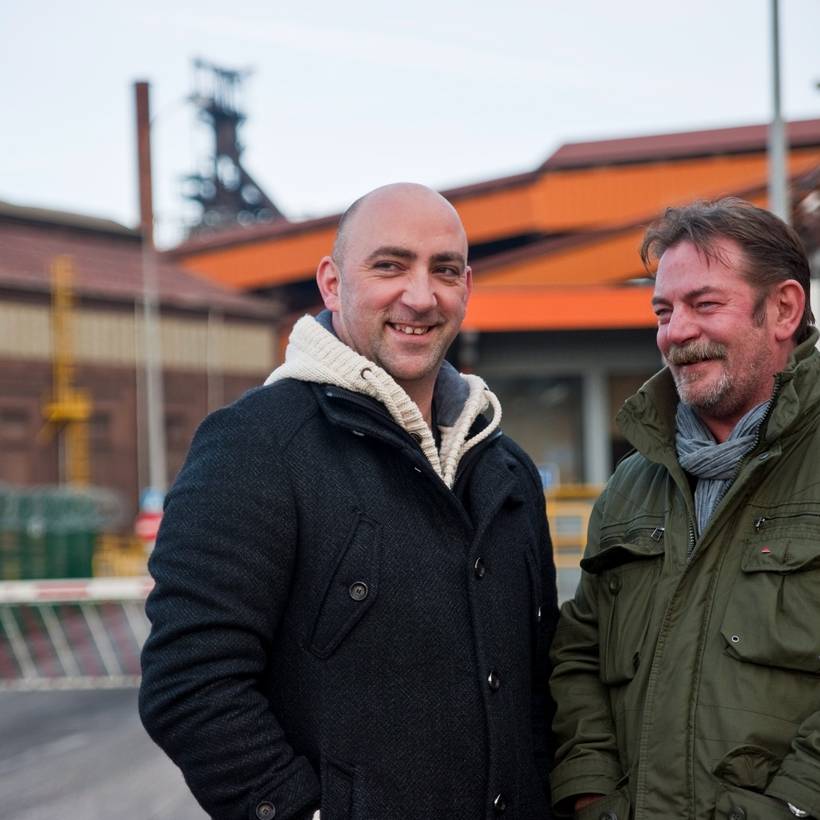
[550,330,820,820]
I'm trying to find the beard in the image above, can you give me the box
[666,339,771,418]
[666,340,729,411]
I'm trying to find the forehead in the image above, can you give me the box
[653,238,750,298]
[344,193,467,259]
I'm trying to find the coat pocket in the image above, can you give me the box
[582,524,665,685]
[307,512,381,659]
[720,533,820,674]
[320,754,356,820]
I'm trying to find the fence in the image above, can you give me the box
[0,486,101,579]
[0,577,152,690]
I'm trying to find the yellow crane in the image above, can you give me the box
[41,255,92,486]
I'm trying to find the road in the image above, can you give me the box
[0,689,206,820]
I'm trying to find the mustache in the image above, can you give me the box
[665,341,728,366]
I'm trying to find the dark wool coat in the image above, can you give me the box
[139,379,557,820]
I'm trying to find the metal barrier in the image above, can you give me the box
[0,577,152,691]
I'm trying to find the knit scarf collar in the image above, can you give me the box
[265,313,502,489]
[675,400,768,538]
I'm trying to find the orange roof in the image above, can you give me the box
[464,284,656,332]
[541,118,820,169]
[474,227,646,287]
[167,118,820,313]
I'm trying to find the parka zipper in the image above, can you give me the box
[753,510,820,531]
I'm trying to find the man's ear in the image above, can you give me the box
[464,265,473,299]
[770,279,805,342]
[316,256,341,311]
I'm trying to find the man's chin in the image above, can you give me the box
[676,377,733,413]
[378,356,442,387]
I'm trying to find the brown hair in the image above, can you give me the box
[641,197,814,342]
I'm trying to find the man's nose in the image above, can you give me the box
[664,308,699,346]
[401,270,437,313]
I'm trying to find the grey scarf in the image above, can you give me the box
[675,401,768,538]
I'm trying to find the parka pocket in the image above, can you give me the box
[582,524,665,685]
[574,782,631,820]
[307,512,381,659]
[712,782,792,819]
[720,532,820,674]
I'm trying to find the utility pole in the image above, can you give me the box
[135,81,168,496]
[768,0,790,223]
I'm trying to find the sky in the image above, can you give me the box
[3,0,820,247]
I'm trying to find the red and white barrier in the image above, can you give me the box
[0,577,154,604]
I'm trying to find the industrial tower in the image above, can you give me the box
[183,58,285,235]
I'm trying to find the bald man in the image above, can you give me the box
[140,184,558,820]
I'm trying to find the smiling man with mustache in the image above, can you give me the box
[550,198,820,819]
[140,182,558,820]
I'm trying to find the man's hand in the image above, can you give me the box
[574,793,605,812]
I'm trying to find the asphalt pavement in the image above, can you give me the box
[0,689,206,820]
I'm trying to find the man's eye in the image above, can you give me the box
[654,309,670,324]
[435,266,461,277]
[374,261,401,271]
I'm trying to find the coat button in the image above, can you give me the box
[492,793,507,813]
[255,802,276,819]
[349,581,368,601]
[728,807,746,820]
[487,670,501,691]
[536,605,542,623]
[608,575,621,594]
[474,557,486,579]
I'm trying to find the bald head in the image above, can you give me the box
[331,183,467,269]
[315,181,472,419]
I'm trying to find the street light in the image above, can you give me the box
[768,0,790,223]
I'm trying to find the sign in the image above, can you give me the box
[134,510,162,546]
[140,488,165,514]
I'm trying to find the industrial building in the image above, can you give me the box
[168,118,820,487]
[0,200,277,525]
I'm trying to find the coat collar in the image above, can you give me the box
[267,312,502,488]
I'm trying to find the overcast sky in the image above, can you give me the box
[3,0,820,246]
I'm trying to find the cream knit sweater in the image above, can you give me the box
[265,314,502,489]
